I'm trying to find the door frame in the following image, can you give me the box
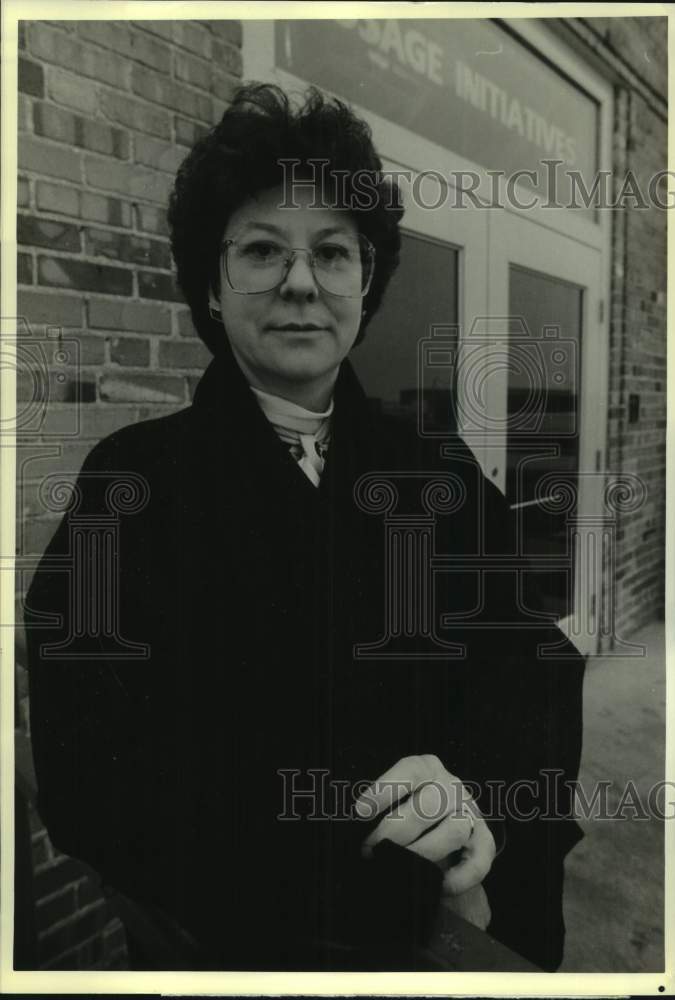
[242,16,613,653]
[484,209,607,653]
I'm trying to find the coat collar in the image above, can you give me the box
[189,339,377,502]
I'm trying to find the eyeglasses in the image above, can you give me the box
[221,234,375,298]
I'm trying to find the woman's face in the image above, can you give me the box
[211,186,364,409]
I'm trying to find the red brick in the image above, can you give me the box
[174,50,211,91]
[38,256,133,297]
[202,20,242,47]
[212,39,243,78]
[18,290,83,327]
[138,403,184,421]
[18,176,30,208]
[19,136,82,183]
[34,104,129,160]
[27,24,129,89]
[138,270,184,302]
[159,339,210,370]
[81,192,133,228]
[88,297,171,334]
[19,57,44,97]
[187,374,201,400]
[76,934,105,970]
[129,28,171,72]
[35,181,79,217]
[99,371,185,404]
[15,374,94,425]
[174,116,209,148]
[38,902,107,965]
[176,308,196,337]
[36,886,77,933]
[84,155,172,204]
[75,876,106,909]
[80,120,129,160]
[134,203,169,236]
[18,215,81,253]
[37,183,133,228]
[131,64,212,122]
[31,830,51,867]
[18,443,96,487]
[133,135,185,174]
[76,21,132,54]
[69,335,107,366]
[172,21,212,57]
[132,20,173,41]
[99,89,171,141]
[110,336,150,366]
[33,102,76,144]
[34,856,87,900]
[38,404,140,440]
[43,21,77,33]
[85,228,171,269]
[18,253,33,285]
[18,94,31,132]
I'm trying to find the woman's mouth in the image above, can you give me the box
[270,323,325,333]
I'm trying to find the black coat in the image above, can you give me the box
[26,343,585,971]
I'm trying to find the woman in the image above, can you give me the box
[25,84,584,972]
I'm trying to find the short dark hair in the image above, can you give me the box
[168,83,404,354]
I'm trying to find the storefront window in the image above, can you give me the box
[506,265,582,618]
[351,232,458,428]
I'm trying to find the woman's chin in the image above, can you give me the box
[266,348,340,385]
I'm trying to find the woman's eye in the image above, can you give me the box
[315,243,351,265]
[241,241,283,262]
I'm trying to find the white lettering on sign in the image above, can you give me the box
[455,61,578,166]
[334,21,582,169]
[338,20,444,85]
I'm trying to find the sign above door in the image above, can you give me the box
[275,18,599,209]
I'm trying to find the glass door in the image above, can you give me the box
[351,165,489,432]
[506,265,583,623]
[476,210,606,653]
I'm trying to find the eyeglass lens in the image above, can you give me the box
[225,235,374,297]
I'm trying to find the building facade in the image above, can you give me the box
[13,14,666,971]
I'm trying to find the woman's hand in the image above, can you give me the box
[355,754,496,897]
[442,883,492,930]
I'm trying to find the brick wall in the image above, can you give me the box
[610,87,667,640]
[14,14,668,970]
[15,18,243,969]
[574,17,667,642]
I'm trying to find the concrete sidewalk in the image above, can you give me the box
[560,620,665,972]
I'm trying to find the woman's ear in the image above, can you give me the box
[208,286,222,321]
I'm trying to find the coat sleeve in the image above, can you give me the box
[24,438,182,916]
[477,640,585,972]
[461,465,586,972]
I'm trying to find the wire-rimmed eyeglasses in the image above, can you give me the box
[221,234,375,298]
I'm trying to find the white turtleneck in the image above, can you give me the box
[250,386,333,487]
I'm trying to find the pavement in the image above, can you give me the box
[560,619,666,972]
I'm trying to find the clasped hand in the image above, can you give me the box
[355,755,496,926]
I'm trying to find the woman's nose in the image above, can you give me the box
[279,251,319,299]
